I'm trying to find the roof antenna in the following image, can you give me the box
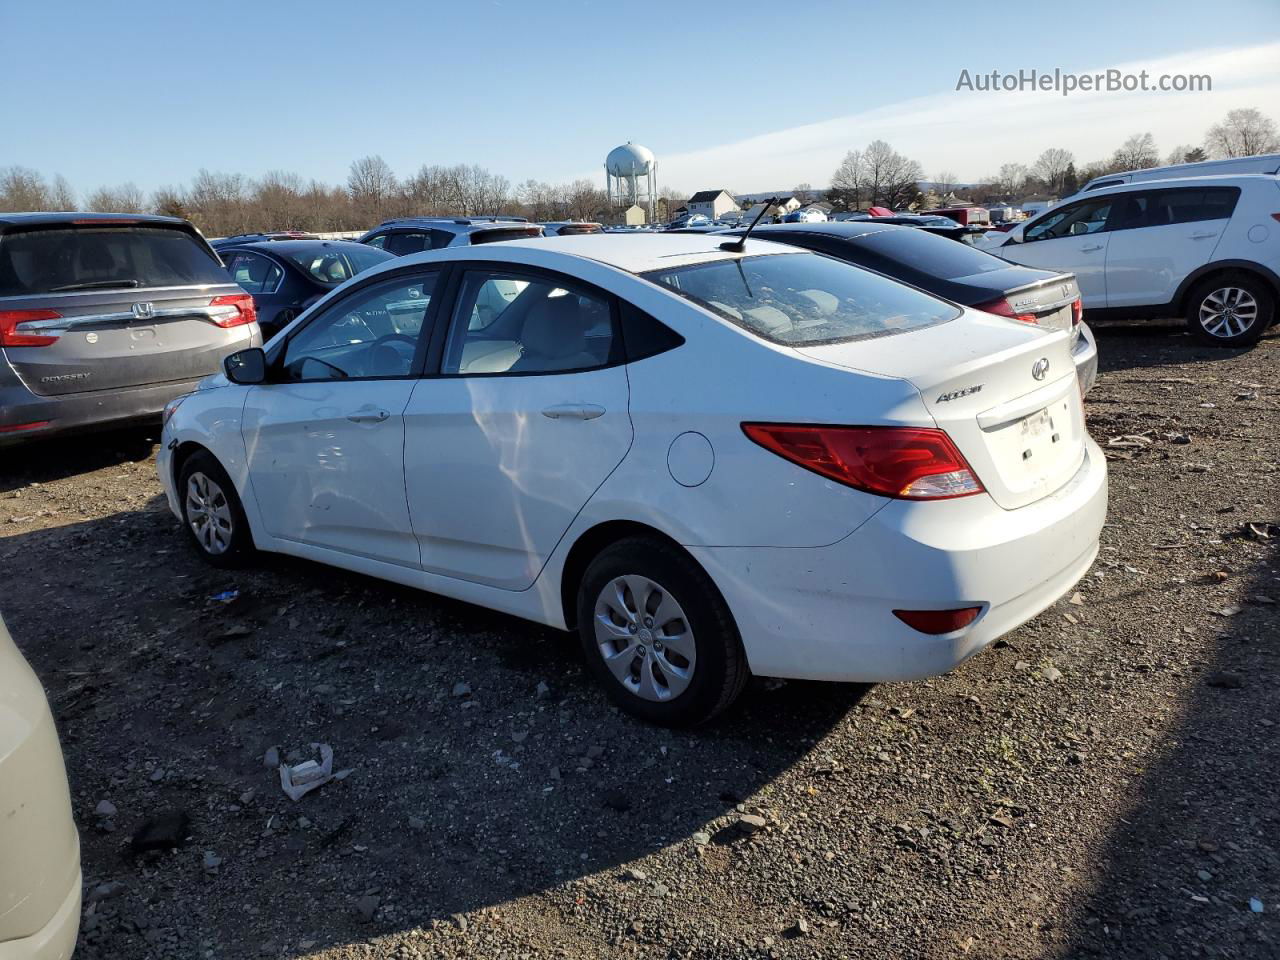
[720,196,777,253]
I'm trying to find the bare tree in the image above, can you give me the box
[86,182,145,213]
[931,171,959,201]
[188,170,252,237]
[829,150,867,211]
[0,167,50,210]
[1205,108,1280,158]
[995,162,1029,198]
[347,155,399,224]
[50,175,76,210]
[1031,148,1074,195]
[863,141,923,208]
[1112,133,1159,171]
[792,182,815,204]
[151,186,188,220]
[255,171,309,230]
[1165,144,1195,166]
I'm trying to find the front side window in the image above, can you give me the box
[225,252,283,294]
[281,273,437,381]
[442,269,615,375]
[364,234,387,250]
[1024,198,1114,242]
[643,252,957,345]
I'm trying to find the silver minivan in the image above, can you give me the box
[0,213,261,445]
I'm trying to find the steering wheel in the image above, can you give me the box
[368,333,418,376]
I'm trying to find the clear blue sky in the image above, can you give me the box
[2,0,1278,195]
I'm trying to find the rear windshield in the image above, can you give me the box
[0,225,227,296]
[643,252,958,345]
[557,224,603,235]
[285,245,393,285]
[471,227,544,245]
[859,229,1006,278]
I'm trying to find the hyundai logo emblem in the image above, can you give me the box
[131,301,155,320]
[1032,357,1050,380]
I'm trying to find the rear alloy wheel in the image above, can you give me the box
[577,537,748,726]
[1187,273,1273,347]
[178,451,255,568]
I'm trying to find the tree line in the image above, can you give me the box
[1,107,1275,233]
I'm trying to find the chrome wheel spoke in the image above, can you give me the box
[1201,287,1258,339]
[600,644,638,684]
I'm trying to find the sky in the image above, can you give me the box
[2,0,1279,198]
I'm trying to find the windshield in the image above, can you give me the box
[0,225,227,296]
[285,245,392,285]
[643,252,959,345]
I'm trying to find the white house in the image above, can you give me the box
[686,189,740,221]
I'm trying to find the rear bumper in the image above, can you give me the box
[690,437,1107,682]
[0,378,203,446]
[0,869,81,960]
[1072,322,1098,396]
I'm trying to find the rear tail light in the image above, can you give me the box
[208,293,257,328]
[977,296,1036,325]
[0,309,62,347]
[1271,213,1280,223]
[0,420,51,434]
[742,424,984,500]
[893,607,982,634]
[1070,297,1083,327]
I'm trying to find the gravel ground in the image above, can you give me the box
[1,320,1276,960]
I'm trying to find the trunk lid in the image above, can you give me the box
[797,310,1086,509]
[0,221,247,396]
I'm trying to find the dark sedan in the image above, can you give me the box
[216,239,393,338]
[722,221,1098,394]
[863,214,986,242]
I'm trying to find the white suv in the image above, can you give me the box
[981,175,1280,346]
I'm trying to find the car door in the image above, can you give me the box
[240,269,441,567]
[1103,187,1241,309]
[402,265,632,590]
[997,196,1116,307]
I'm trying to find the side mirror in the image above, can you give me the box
[224,347,267,385]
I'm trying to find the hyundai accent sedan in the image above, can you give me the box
[157,234,1108,725]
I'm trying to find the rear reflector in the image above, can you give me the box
[742,423,984,500]
[0,309,62,347]
[977,296,1036,325]
[208,293,257,328]
[893,607,982,634]
[0,420,51,434]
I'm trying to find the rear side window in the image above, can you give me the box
[384,231,431,256]
[284,245,392,285]
[225,252,284,294]
[1110,188,1241,230]
[0,225,228,296]
[856,229,1005,278]
[643,253,958,345]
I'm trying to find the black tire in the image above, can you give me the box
[1186,272,1273,347]
[177,450,256,568]
[576,537,749,726]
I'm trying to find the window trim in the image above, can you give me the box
[1021,197,1115,244]
[424,261,626,380]
[1105,185,1242,232]
[266,265,445,384]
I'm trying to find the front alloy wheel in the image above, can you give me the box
[1198,286,1258,340]
[186,471,234,555]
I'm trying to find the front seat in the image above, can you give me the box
[512,294,597,372]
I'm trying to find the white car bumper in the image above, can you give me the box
[1073,322,1099,397]
[0,872,81,960]
[690,437,1108,682]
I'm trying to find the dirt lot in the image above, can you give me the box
[1,321,1277,960]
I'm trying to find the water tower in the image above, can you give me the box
[605,142,657,223]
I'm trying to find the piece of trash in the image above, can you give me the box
[278,744,351,801]
[1250,897,1264,913]
[1243,522,1278,541]
[210,589,239,603]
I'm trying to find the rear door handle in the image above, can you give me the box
[1190,231,1218,239]
[1080,243,1104,252]
[347,407,390,424]
[542,403,605,421]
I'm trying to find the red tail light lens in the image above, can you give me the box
[0,309,62,347]
[208,294,257,328]
[0,420,52,434]
[1070,297,1083,327]
[1271,213,1280,223]
[742,424,984,500]
[977,296,1036,325]
[893,607,982,634]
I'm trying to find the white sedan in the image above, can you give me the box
[158,234,1108,725]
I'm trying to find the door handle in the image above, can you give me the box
[347,407,390,424]
[1190,231,1218,239]
[542,403,605,421]
[1080,243,1104,252]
